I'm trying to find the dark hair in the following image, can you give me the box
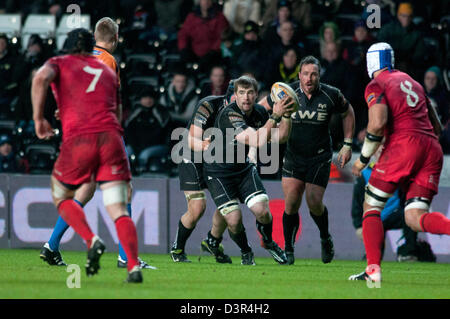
[225,79,235,102]
[299,55,321,74]
[234,75,258,93]
[64,28,95,54]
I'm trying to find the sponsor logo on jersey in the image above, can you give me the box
[318,103,327,110]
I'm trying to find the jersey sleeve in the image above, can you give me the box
[365,81,386,108]
[192,99,214,130]
[44,57,60,76]
[220,108,249,136]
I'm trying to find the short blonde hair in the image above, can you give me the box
[94,17,118,43]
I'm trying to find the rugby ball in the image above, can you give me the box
[270,82,300,112]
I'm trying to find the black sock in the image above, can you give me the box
[283,211,299,252]
[206,230,222,248]
[310,206,330,239]
[229,228,252,253]
[256,220,273,245]
[172,220,194,252]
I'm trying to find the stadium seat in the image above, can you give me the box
[21,14,56,49]
[56,14,91,50]
[0,14,21,38]
[25,143,58,174]
[0,120,15,136]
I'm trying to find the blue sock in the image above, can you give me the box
[118,203,132,261]
[48,199,83,251]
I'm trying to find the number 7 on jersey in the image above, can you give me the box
[83,66,103,93]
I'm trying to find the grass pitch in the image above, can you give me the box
[0,249,449,299]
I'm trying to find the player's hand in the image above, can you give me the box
[273,96,295,118]
[54,109,60,121]
[337,145,352,168]
[34,118,55,140]
[355,227,363,241]
[351,158,367,177]
[202,137,211,151]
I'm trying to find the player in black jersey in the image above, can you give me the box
[259,56,355,265]
[204,75,294,265]
[170,82,236,263]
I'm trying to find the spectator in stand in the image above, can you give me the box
[178,0,229,72]
[159,69,199,128]
[124,88,171,172]
[262,0,312,34]
[223,0,261,35]
[377,2,426,79]
[264,45,300,89]
[423,66,450,153]
[320,41,356,151]
[342,20,376,136]
[229,21,266,82]
[0,134,17,173]
[264,21,306,79]
[262,0,299,45]
[153,0,194,42]
[318,21,341,60]
[0,34,18,119]
[199,65,229,98]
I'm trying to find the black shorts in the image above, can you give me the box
[282,152,331,188]
[205,166,266,209]
[178,160,206,191]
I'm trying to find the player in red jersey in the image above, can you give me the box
[32,28,142,283]
[349,42,450,283]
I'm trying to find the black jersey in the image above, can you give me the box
[183,95,226,161]
[188,95,227,130]
[267,81,349,158]
[204,102,269,177]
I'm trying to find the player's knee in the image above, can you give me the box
[404,210,424,232]
[51,180,74,207]
[188,200,206,221]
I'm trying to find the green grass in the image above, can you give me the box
[0,249,449,299]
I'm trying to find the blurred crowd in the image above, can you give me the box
[0,0,449,176]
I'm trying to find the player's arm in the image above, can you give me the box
[188,124,210,152]
[426,98,444,137]
[337,104,355,168]
[352,103,387,176]
[32,64,57,139]
[235,97,293,147]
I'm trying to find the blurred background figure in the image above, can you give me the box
[199,65,229,98]
[0,134,17,173]
[423,66,450,153]
[223,0,261,35]
[125,88,171,174]
[159,68,199,128]
[178,0,229,73]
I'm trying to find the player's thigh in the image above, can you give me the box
[304,158,331,189]
[96,131,132,183]
[74,181,97,206]
[53,135,98,186]
[410,137,443,195]
[205,175,239,213]
[179,161,207,191]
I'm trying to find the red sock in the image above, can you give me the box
[58,199,95,248]
[420,212,450,235]
[362,209,384,266]
[115,216,139,271]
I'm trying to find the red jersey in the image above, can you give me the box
[364,69,435,144]
[46,54,122,141]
